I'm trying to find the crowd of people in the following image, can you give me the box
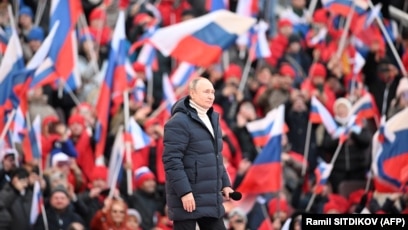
[1,0,408,229]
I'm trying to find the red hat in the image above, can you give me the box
[89,8,107,22]
[42,115,59,128]
[323,201,342,214]
[224,64,242,81]
[268,198,290,216]
[68,114,86,128]
[278,19,293,29]
[133,13,152,25]
[279,64,296,78]
[309,63,327,79]
[328,194,349,213]
[134,166,155,188]
[348,189,365,206]
[90,166,108,181]
[313,9,329,24]
[133,62,145,73]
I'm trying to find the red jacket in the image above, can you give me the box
[72,132,95,182]
[157,0,191,27]
[301,78,336,114]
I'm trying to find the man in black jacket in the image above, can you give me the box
[163,77,234,230]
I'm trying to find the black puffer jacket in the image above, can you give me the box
[163,96,231,221]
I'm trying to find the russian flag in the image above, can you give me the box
[353,51,366,75]
[238,105,285,194]
[94,11,128,165]
[310,96,338,135]
[149,10,256,67]
[22,115,42,164]
[10,106,25,143]
[170,62,196,88]
[64,31,81,92]
[107,128,125,190]
[353,3,382,34]
[48,0,82,82]
[372,109,408,192]
[323,0,368,17]
[314,160,333,194]
[248,21,271,61]
[351,93,380,124]
[0,27,25,111]
[206,0,228,12]
[131,78,146,104]
[0,27,9,55]
[162,73,177,113]
[129,118,151,150]
[236,0,259,17]
[246,108,277,147]
[30,181,42,225]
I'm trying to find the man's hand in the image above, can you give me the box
[181,192,195,213]
[89,187,102,198]
[222,187,234,200]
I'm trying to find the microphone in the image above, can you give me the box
[222,191,242,201]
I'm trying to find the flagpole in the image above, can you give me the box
[335,1,355,59]
[0,109,16,144]
[368,0,407,76]
[148,67,205,119]
[78,14,100,75]
[301,121,312,177]
[63,84,82,107]
[123,90,133,196]
[306,141,344,212]
[308,0,319,16]
[34,0,47,27]
[146,67,154,106]
[227,53,251,121]
[108,126,124,198]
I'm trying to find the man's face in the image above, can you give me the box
[335,104,349,118]
[190,79,215,110]
[2,155,16,171]
[50,192,70,211]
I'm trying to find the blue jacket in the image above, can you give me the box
[163,96,231,221]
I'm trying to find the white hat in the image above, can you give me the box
[51,152,69,167]
[334,97,352,115]
[127,208,142,224]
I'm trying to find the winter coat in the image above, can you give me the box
[163,96,231,221]
[0,184,32,230]
[33,204,84,230]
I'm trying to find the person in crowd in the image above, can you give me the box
[28,87,59,126]
[127,208,143,230]
[231,100,258,162]
[0,167,32,230]
[163,77,234,229]
[0,149,19,190]
[321,98,371,193]
[126,166,162,230]
[34,185,84,229]
[91,198,131,230]
[227,208,249,230]
[18,6,34,37]
[50,152,85,193]
[215,63,244,126]
[77,165,109,227]
[68,113,95,182]
[279,0,310,38]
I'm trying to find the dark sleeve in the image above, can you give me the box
[350,128,371,149]
[321,130,339,154]
[221,164,231,189]
[33,214,45,230]
[162,115,192,198]
[0,186,18,209]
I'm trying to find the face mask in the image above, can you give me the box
[335,116,349,125]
